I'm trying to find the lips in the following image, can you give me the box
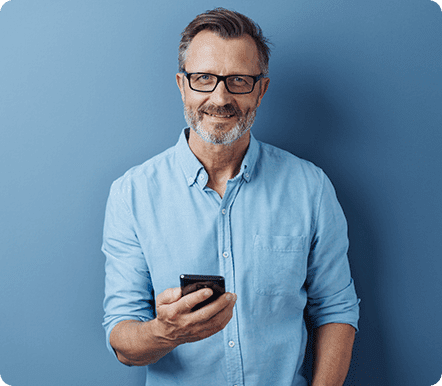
[199,103,241,119]
[204,112,234,118]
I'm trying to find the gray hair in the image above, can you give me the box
[178,8,271,76]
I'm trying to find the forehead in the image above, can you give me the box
[185,30,261,74]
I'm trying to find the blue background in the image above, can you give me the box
[1,1,441,385]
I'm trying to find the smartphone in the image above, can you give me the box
[180,274,226,311]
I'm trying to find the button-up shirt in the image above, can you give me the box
[102,128,360,386]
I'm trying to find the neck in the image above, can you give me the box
[187,128,250,197]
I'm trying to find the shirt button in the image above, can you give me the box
[229,341,235,348]
[244,173,249,178]
[221,209,226,215]
[223,252,229,258]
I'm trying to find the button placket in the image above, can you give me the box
[218,179,245,386]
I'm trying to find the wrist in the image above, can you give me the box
[148,318,179,350]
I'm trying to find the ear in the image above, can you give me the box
[176,73,185,102]
[256,77,270,108]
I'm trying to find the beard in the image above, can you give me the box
[183,101,257,146]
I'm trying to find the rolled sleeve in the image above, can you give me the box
[102,179,155,358]
[306,172,360,331]
[307,279,360,331]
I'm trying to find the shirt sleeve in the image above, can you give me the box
[102,178,155,359]
[305,171,360,331]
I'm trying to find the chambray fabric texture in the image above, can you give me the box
[102,128,360,386]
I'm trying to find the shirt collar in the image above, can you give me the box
[176,127,259,187]
[240,131,259,183]
[176,128,204,186]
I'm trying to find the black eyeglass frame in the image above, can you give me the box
[182,71,265,95]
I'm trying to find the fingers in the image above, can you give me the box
[183,294,236,343]
[157,287,237,317]
[156,287,182,306]
[175,288,214,313]
[154,287,237,346]
[190,292,237,320]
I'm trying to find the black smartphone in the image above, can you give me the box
[180,274,226,311]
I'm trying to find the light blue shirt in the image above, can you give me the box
[102,128,360,386]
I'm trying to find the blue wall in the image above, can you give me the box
[1,1,441,385]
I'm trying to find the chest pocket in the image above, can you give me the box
[253,235,308,297]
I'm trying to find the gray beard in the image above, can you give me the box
[184,106,257,146]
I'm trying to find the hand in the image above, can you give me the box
[152,286,237,347]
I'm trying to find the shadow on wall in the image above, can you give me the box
[255,61,393,385]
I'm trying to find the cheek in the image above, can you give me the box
[238,101,256,115]
[185,94,207,110]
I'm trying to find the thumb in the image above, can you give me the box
[156,287,182,306]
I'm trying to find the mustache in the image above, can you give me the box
[198,104,242,117]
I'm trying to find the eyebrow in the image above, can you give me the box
[186,71,258,76]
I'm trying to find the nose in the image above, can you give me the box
[210,79,233,106]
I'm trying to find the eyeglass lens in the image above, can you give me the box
[189,74,255,93]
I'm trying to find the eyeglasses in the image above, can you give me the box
[183,71,264,95]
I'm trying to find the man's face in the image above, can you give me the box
[176,30,269,145]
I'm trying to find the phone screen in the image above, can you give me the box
[180,274,226,311]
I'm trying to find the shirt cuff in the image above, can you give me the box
[307,279,361,332]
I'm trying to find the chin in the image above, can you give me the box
[193,123,250,146]
[184,105,256,146]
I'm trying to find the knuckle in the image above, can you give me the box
[156,289,169,304]
[198,308,208,320]
[160,305,177,321]
[168,307,180,321]
[220,316,231,329]
[164,287,174,296]
[211,314,224,328]
[183,298,194,310]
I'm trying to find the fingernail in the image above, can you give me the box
[205,289,211,296]
[226,294,232,301]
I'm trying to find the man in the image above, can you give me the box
[102,8,360,386]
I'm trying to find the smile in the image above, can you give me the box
[204,112,234,118]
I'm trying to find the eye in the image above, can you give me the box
[230,76,253,87]
[193,74,215,85]
[195,74,214,81]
